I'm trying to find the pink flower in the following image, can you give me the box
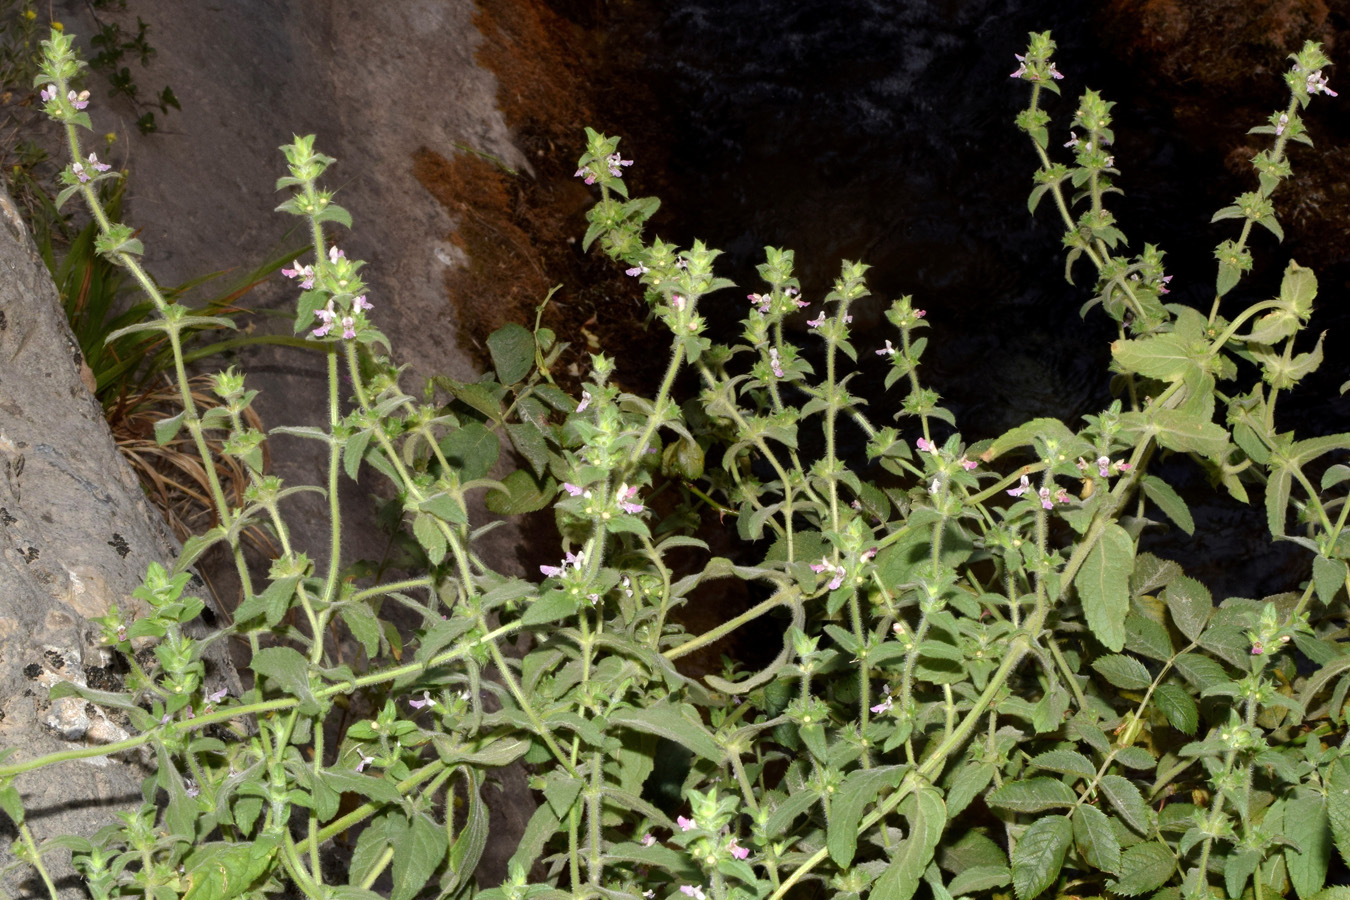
[769,348,784,378]
[606,152,633,175]
[540,550,585,579]
[1307,70,1337,97]
[617,484,644,515]
[916,437,935,453]
[1064,132,1080,148]
[39,84,56,103]
[71,161,89,183]
[914,309,926,318]
[86,153,111,174]
[871,685,893,715]
[67,89,89,109]
[354,295,373,312]
[408,691,435,709]
[328,246,345,263]
[876,339,898,357]
[729,838,750,860]
[626,264,649,277]
[355,754,375,772]
[574,167,597,185]
[1097,456,1111,478]
[680,887,706,900]
[1251,641,1264,656]
[282,260,316,290]
[342,316,356,339]
[576,390,592,413]
[1007,475,1031,498]
[562,483,583,497]
[671,294,685,311]
[960,457,978,471]
[1276,113,1289,136]
[641,833,656,847]
[206,687,228,704]
[677,815,696,832]
[313,303,335,338]
[1010,54,1028,78]
[810,558,845,591]
[806,313,826,329]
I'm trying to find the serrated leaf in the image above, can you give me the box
[439,422,499,482]
[339,601,382,658]
[827,765,907,867]
[1114,746,1157,770]
[506,421,549,477]
[1124,613,1174,662]
[1076,523,1134,651]
[1140,475,1195,535]
[947,865,1011,896]
[1091,654,1154,691]
[987,778,1077,813]
[487,323,535,385]
[1073,804,1122,875]
[1163,577,1212,643]
[1286,795,1332,899]
[610,703,724,764]
[1029,750,1096,780]
[1108,841,1175,896]
[1099,775,1151,835]
[1172,652,1228,691]
[1111,334,1196,381]
[412,512,448,565]
[250,646,317,713]
[1011,814,1072,900]
[486,468,555,515]
[1325,757,1350,872]
[871,787,945,900]
[946,762,995,819]
[390,812,447,900]
[1314,556,1348,606]
[521,590,579,627]
[1153,683,1198,735]
[1225,848,1261,900]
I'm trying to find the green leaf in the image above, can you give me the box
[1139,475,1195,535]
[390,812,447,900]
[1111,334,1197,381]
[506,421,550,477]
[486,468,555,515]
[945,762,995,819]
[987,778,1077,813]
[1286,795,1332,899]
[1225,849,1261,900]
[1268,465,1293,538]
[948,866,1011,896]
[1314,556,1348,606]
[1153,683,1199,735]
[1172,651,1228,691]
[440,422,499,482]
[339,601,382,658]
[182,835,279,900]
[610,703,725,764]
[1091,654,1154,691]
[1075,523,1134,652]
[1163,577,1212,643]
[1099,775,1151,835]
[1011,814,1072,900]
[979,417,1079,463]
[1028,750,1096,780]
[418,492,468,526]
[250,646,317,713]
[1072,804,1122,875]
[0,785,22,826]
[446,774,487,900]
[1124,613,1174,662]
[1325,757,1350,872]
[520,590,579,627]
[1108,841,1175,896]
[827,765,907,867]
[412,512,448,565]
[871,787,945,900]
[487,323,534,385]
[1281,259,1318,316]
[154,411,185,446]
[542,771,583,818]
[1150,409,1229,460]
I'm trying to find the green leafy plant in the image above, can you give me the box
[3,25,1350,900]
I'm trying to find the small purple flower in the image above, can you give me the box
[1097,456,1111,478]
[680,887,706,900]
[39,84,56,103]
[641,833,656,847]
[769,348,784,378]
[729,838,750,860]
[576,390,592,413]
[409,691,435,710]
[355,754,375,773]
[541,550,585,579]
[562,483,584,497]
[342,316,356,340]
[810,558,845,591]
[676,815,696,832]
[617,484,644,515]
[1007,475,1031,498]
[67,89,89,109]
[916,437,935,453]
[1276,113,1289,136]
[626,264,649,277]
[328,246,345,263]
[871,685,893,715]
[1307,70,1338,97]
[71,162,89,183]
[960,457,978,471]
[1251,641,1264,656]
[282,259,316,290]
[185,780,199,799]
[1064,132,1080,148]
[574,167,597,185]
[876,339,898,357]
[313,303,336,338]
[806,312,826,329]
[206,687,228,704]
[1049,63,1063,80]
[606,152,633,176]
[1010,53,1028,79]
[87,153,111,174]
[1158,275,1172,295]
[354,294,373,312]
[671,294,685,311]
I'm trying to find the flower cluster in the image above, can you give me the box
[1007,474,1070,509]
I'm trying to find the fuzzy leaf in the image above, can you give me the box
[1011,815,1072,900]
[390,812,447,900]
[1029,750,1096,780]
[1139,475,1195,535]
[871,787,945,900]
[1072,804,1121,875]
[1099,775,1151,835]
[487,323,535,385]
[1075,523,1134,651]
[1108,841,1175,896]
[1286,795,1332,899]
[1153,683,1198,735]
[987,778,1076,813]
[1325,757,1350,873]
[1091,654,1154,691]
[828,765,907,867]
[1314,556,1348,606]
[1163,577,1212,643]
